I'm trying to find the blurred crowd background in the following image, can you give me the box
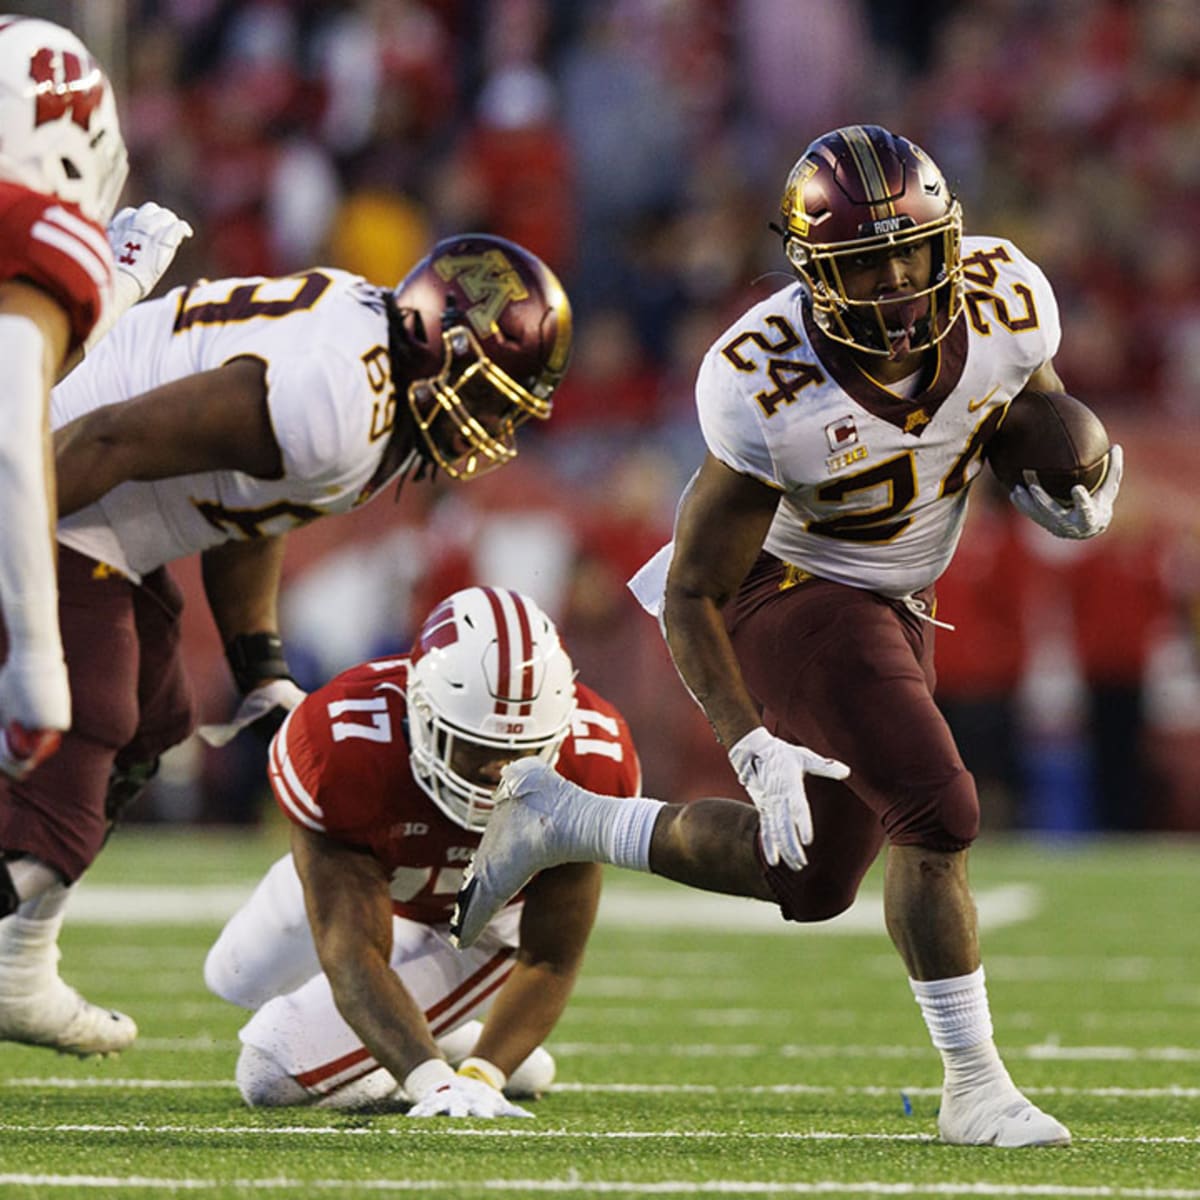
[23,0,1200,832]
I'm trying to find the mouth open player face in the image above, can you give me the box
[840,240,935,360]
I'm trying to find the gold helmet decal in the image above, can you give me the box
[434,249,530,339]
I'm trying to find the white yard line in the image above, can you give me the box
[547,1042,1200,1062]
[0,1124,1196,1146]
[2,1172,1200,1197]
[66,883,1040,935]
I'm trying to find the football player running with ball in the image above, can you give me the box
[205,588,639,1117]
[0,232,572,1058]
[454,125,1123,1147]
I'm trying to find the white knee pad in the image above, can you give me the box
[506,1045,556,1098]
[235,1042,310,1108]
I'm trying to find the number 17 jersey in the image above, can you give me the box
[269,657,641,925]
[697,235,1061,598]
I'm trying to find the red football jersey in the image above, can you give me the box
[269,657,641,923]
[0,179,111,348]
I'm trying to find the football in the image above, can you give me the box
[984,390,1111,503]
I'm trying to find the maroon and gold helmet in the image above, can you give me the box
[778,124,963,357]
[392,234,573,480]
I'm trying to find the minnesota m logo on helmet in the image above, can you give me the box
[435,249,530,340]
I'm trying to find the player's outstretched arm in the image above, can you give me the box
[462,861,602,1091]
[292,825,531,1118]
[197,536,305,745]
[0,282,75,773]
[53,358,282,518]
[664,454,848,870]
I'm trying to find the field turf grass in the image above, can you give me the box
[0,826,1196,1198]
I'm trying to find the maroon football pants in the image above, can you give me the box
[0,547,195,881]
[724,552,979,922]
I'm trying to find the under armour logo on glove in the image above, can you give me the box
[105,203,194,300]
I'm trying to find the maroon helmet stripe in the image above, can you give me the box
[508,589,536,716]
[482,587,512,714]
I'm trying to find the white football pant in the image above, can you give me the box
[205,853,529,1107]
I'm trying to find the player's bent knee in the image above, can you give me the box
[202,938,254,1008]
[765,864,861,923]
[235,1043,310,1108]
[887,768,980,851]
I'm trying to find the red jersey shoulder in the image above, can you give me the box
[0,180,111,347]
[268,656,414,839]
[558,682,641,797]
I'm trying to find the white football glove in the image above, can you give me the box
[406,1074,533,1119]
[85,203,194,354]
[1010,444,1123,540]
[196,678,306,748]
[108,202,194,301]
[727,726,850,871]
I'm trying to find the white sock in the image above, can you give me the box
[909,966,1015,1097]
[4,857,60,905]
[566,793,665,872]
[0,881,70,981]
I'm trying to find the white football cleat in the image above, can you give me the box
[939,1088,1071,1147]
[451,758,579,948]
[0,977,137,1058]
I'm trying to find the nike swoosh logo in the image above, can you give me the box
[967,385,1002,412]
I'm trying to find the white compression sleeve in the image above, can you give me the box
[0,316,68,725]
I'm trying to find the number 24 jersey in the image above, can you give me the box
[697,235,1062,598]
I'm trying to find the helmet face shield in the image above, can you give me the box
[779,124,964,358]
[408,324,544,480]
[787,210,963,357]
[407,703,569,830]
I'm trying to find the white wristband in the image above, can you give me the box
[402,1057,456,1102]
[458,1056,507,1091]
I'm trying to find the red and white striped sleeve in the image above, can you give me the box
[0,180,113,348]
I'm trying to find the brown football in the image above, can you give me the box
[984,390,1111,503]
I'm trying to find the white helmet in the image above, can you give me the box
[407,587,576,830]
[0,16,128,224]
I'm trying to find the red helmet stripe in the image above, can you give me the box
[482,587,513,714]
[482,587,539,716]
[507,589,536,716]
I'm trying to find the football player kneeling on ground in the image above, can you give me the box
[205,587,640,1117]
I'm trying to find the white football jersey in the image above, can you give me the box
[694,235,1061,598]
[52,269,403,581]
